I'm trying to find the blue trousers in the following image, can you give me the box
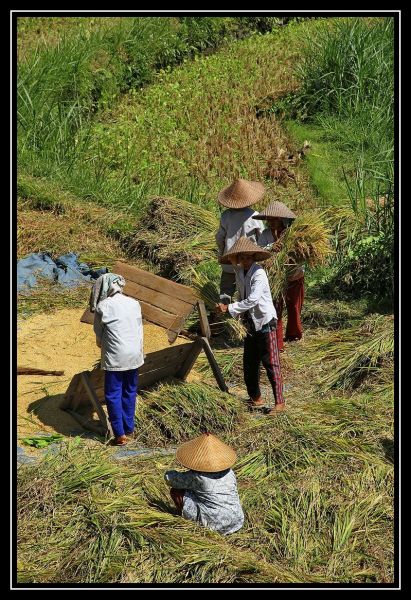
[104,369,138,437]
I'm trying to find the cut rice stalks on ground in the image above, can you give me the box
[135,381,245,447]
[302,314,394,391]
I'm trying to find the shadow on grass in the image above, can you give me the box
[380,437,394,464]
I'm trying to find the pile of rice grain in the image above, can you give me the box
[17,308,190,438]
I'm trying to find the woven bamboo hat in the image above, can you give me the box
[176,432,237,472]
[219,236,271,264]
[218,178,265,209]
[254,200,296,220]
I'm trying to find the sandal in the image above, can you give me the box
[111,435,127,446]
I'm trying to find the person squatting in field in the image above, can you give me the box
[216,236,285,414]
[215,178,264,303]
[164,432,244,535]
[91,273,144,446]
[255,201,305,352]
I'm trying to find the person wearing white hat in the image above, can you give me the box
[215,179,265,303]
[91,273,144,446]
[164,432,244,535]
[254,201,305,352]
[216,237,285,414]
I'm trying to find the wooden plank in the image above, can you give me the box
[139,365,185,389]
[176,337,203,380]
[80,373,112,436]
[139,343,193,374]
[197,300,211,339]
[114,261,198,305]
[81,299,192,336]
[60,373,83,410]
[199,337,229,393]
[123,280,193,317]
[81,308,94,324]
[138,300,179,330]
[167,310,196,343]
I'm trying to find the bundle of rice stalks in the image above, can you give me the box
[188,264,247,343]
[126,196,219,278]
[135,381,245,447]
[265,211,333,300]
[304,314,394,391]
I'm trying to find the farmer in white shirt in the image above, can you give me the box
[215,179,265,302]
[90,273,144,445]
[216,237,285,414]
[255,201,305,352]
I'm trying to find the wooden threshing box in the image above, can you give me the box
[61,261,227,436]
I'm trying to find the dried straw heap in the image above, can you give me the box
[127,196,219,279]
[265,211,333,300]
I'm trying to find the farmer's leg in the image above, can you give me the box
[261,329,285,406]
[274,295,284,351]
[219,270,236,298]
[243,331,262,401]
[121,369,138,435]
[104,371,125,437]
[170,488,185,515]
[285,277,304,341]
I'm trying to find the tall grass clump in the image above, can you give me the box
[296,18,394,161]
[289,18,395,307]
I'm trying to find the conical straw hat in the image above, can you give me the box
[219,235,271,264]
[254,200,296,220]
[176,432,237,472]
[218,178,265,209]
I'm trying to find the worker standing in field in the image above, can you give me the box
[91,273,144,446]
[254,201,305,352]
[215,179,265,302]
[216,237,285,414]
[164,432,244,535]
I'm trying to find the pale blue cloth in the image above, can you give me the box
[165,468,244,535]
[17,252,107,292]
[89,273,126,312]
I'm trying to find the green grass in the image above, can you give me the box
[286,121,350,205]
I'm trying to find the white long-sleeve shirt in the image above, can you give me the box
[93,293,144,371]
[258,228,305,281]
[215,208,264,273]
[228,263,277,331]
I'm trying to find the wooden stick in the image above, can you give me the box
[80,373,113,437]
[199,337,229,393]
[197,300,211,339]
[176,338,203,380]
[17,367,64,376]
